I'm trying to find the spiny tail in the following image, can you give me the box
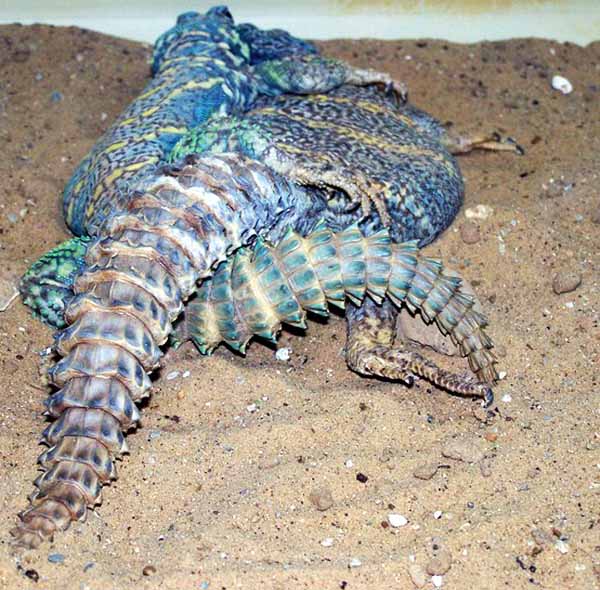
[185,222,497,386]
[11,154,305,549]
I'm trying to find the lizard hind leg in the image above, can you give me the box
[345,298,494,407]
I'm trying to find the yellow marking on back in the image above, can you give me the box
[155,126,186,135]
[158,54,217,70]
[138,77,222,105]
[123,159,157,173]
[142,106,160,117]
[272,94,417,127]
[117,116,137,127]
[104,140,128,154]
[90,158,158,201]
[262,108,444,162]
[137,81,171,102]
[166,78,221,99]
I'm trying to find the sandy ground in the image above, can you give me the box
[0,23,598,590]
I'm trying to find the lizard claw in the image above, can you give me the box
[403,374,415,387]
[481,386,494,409]
[384,80,409,106]
[506,136,525,155]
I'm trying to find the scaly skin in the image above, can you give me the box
[12,154,320,549]
[179,222,496,388]
[171,84,464,245]
[24,85,460,328]
[168,84,523,385]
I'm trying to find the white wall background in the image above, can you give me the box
[0,1,598,45]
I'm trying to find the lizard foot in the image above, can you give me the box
[443,130,525,155]
[345,299,494,405]
[286,160,393,226]
[344,66,409,106]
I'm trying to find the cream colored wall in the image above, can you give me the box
[1,0,598,44]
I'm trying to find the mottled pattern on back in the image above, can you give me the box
[252,85,463,245]
[173,85,464,246]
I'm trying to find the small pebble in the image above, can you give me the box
[344,459,354,468]
[495,345,508,358]
[246,403,258,413]
[531,528,553,547]
[379,447,396,463]
[50,90,64,102]
[413,463,438,480]
[407,563,427,588]
[275,347,291,361]
[501,393,512,403]
[465,204,493,220]
[356,472,368,483]
[147,430,161,441]
[309,487,334,511]
[48,553,65,564]
[441,437,485,463]
[0,279,19,312]
[321,537,334,547]
[432,575,444,588]
[552,271,582,294]
[459,221,481,244]
[480,458,493,477]
[388,513,408,528]
[142,564,156,576]
[165,370,180,381]
[551,75,573,94]
[426,550,452,575]
[484,432,498,442]
[433,510,443,520]
[349,558,362,568]
[555,540,569,554]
